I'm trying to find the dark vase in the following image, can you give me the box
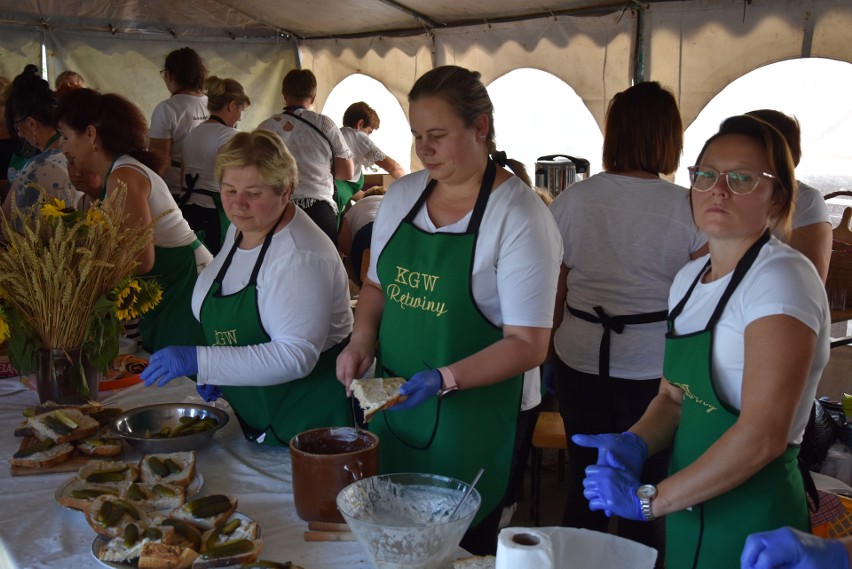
[35,348,101,403]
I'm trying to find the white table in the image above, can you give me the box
[0,375,375,569]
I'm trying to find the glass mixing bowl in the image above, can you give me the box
[336,472,481,569]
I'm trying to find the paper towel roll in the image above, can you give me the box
[496,527,555,569]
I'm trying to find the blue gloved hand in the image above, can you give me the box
[141,346,198,387]
[387,369,443,411]
[572,432,648,478]
[196,383,222,403]
[741,526,850,569]
[582,464,644,521]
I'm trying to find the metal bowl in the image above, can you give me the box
[111,403,229,453]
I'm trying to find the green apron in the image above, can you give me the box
[663,230,808,569]
[374,160,522,527]
[334,172,365,228]
[100,158,206,353]
[139,243,207,353]
[198,212,352,447]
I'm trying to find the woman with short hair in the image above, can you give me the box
[141,129,354,445]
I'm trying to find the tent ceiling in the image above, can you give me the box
[0,0,660,39]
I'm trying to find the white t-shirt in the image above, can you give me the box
[340,126,385,182]
[149,94,209,194]
[792,181,830,230]
[257,109,352,210]
[112,156,209,260]
[344,194,383,237]
[549,172,707,379]
[369,170,564,410]
[181,121,237,208]
[192,207,354,386]
[10,148,82,210]
[668,239,829,444]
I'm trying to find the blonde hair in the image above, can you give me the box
[362,185,388,198]
[204,76,250,112]
[215,129,298,195]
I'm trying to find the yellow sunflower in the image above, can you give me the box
[112,278,142,321]
[40,198,68,220]
[84,208,106,228]
[0,306,10,344]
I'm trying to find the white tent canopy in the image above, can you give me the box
[0,0,849,173]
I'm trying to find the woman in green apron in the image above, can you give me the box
[179,76,250,255]
[578,115,830,569]
[336,66,562,554]
[54,88,212,353]
[140,129,353,445]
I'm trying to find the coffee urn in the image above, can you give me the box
[535,154,591,198]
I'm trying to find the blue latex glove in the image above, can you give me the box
[582,464,644,521]
[572,432,648,478]
[141,346,198,387]
[196,383,222,403]
[741,526,850,569]
[387,369,443,411]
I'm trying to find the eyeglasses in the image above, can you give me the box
[688,165,777,195]
[11,117,28,132]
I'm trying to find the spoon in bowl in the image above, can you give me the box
[449,467,485,521]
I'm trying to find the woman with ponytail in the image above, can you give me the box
[337,65,562,554]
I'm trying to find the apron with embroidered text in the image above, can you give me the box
[198,213,352,446]
[374,160,522,527]
[664,230,808,569]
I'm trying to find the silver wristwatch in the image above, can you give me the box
[636,484,657,521]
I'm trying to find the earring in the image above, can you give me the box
[91,144,97,152]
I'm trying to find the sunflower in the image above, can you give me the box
[84,207,106,228]
[136,279,164,315]
[111,277,143,321]
[0,305,10,344]
[40,197,68,220]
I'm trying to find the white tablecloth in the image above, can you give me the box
[0,375,376,569]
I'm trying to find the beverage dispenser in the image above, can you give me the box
[535,155,590,198]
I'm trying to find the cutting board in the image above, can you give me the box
[10,435,123,477]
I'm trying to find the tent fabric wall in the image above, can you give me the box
[0,26,43,82]
[647,0,852,126]
[43,31,298,131]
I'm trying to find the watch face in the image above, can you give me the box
[637,484,657,499]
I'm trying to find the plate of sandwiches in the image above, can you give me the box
[56,451,201,511]
[91,499,264,569]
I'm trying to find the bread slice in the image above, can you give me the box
[98,521,176,563]
[453,555,497,568]
[77,460,140,484]
[138,541,198,569]
[11,440,74,468]
[57,478,122,510]
[169,495,238,530]
[121,482,186,511]
[191,538,263,569]
[140,451,197,488]
[200,517,259,552]
[76,434,123,457]
[35,397,104,416]
[351,377,407,422]
[28,408,100,444]
[85,494,151,538]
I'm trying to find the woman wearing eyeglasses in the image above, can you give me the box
[579,115,830,569]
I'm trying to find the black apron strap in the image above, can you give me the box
[213,208,287,287]
[567,304,668,381]
[283,107,335,172]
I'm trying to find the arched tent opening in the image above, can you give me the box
[323,73,412,174]
[676,57,852,207]
[489,68,603,181]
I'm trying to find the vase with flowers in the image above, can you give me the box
[0,182,163,403]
